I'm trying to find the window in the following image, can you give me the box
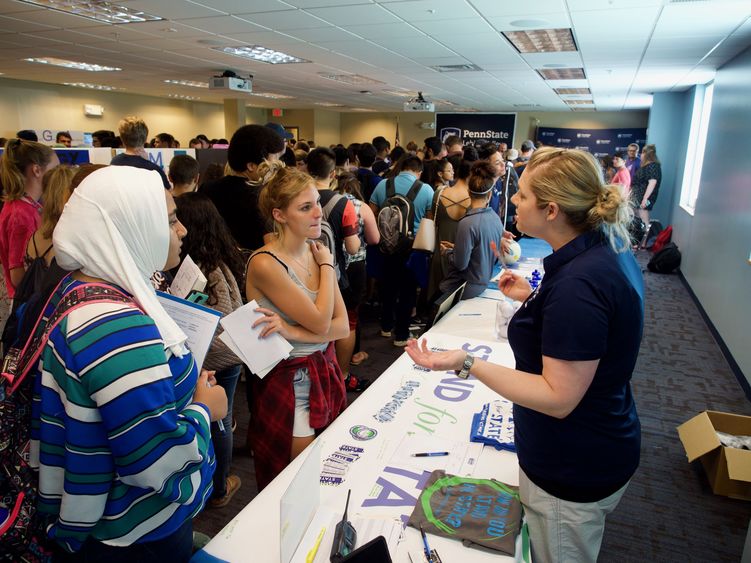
[680,82,714,215]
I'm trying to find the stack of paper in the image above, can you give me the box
[170,255,207,298]
[218,299,293,377]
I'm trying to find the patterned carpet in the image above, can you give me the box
[193,251,751,561]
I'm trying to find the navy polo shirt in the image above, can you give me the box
[508,229,643,502]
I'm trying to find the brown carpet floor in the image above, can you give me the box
[194,251,751,561]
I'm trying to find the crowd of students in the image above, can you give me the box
[0,116,651,563]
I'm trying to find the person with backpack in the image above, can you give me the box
[26,166,226,561]
[0,138,59,299]
[406,147,643,563]
[245,162,349,489]
[369,155,434,346]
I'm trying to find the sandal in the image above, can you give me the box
[208,474,241,508]
[350,351,369,366]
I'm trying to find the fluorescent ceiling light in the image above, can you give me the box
[63,81,119,90]
[215,45,310,64]
[318,73,385,86]
[248,92,295,99]
[348,108,376,112]
[564,99,594,105]
[503,28,577,53]
[168,93,199,100]
[554,88,591,95]
[537,68,586,80]
[24,57,121,72]
[315,102,344,107]
[17,0,162,24]
[431,64,483,73]
[164,79,208,88]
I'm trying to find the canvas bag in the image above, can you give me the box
[412,187,443,253]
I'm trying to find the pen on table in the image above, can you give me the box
[420,524,431,561]
[305,526,326,563]
[411,451,449,457]
[458,313,482,316]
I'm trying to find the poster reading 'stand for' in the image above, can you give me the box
[436,113,516,148]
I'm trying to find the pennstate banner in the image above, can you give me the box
[537,127,647,158]
[436,113,516,147]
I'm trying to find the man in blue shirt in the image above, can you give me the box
[370,156,434,346]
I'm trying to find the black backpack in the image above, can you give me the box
[314,191,348,288]
[644,220,664,249]
[377,177,423,256]
[648,242,681,274]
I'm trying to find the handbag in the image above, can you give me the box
[411,187,444,252]
[0,278,134,563]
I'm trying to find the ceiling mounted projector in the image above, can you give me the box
[404,91,435,112]
[209,70,252,93]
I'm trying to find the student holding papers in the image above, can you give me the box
[175,192,245,508]
[245,162,349,489]
[28,167,226,561]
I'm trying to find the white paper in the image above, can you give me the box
[155,291,220,371]
[170,254,207,298]
[477,287,505,301]
[390,434,485,476]
[219,299,292,376]
[281,441,322,563]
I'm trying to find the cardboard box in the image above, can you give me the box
[677,410,751,501]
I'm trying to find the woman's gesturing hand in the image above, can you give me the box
[309,240,334,267]
[405,338,465,372]
[498,270,533,302]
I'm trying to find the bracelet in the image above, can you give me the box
[320,263,335,269]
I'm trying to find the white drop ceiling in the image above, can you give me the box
[0,0,749,112]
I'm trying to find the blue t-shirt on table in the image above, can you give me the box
[508,229,643,502]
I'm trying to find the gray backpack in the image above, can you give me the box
[377,177,423,255]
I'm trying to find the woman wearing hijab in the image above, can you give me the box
[29,166,227,561]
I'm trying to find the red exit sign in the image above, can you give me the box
[272,108,283,117]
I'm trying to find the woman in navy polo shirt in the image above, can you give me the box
[406,147,643,563]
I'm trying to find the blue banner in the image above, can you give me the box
[536,127,647,158]
[436,113,516,147]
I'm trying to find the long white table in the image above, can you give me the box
[199,285,526,563]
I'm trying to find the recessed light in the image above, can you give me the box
[24,57,121,72]
[248,92,295,99]
[63,82,120,90]
[348,108,376,112]
[164,79,208,88]
[215,45,310,64]
[318,73,385,85]
[503,28,577,53]
[564,99,594,105]
[554,88,591,95]
[537,67,586,80]
[17,0,163,24]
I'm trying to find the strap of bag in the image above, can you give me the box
[385,178,396,199]
[405,179,423,203]
[3,279,135,394]
[432,186,445,218]
[322,192,344,220]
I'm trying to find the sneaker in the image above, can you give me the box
[346,374,371,393]
[208,474,241,509]
[409,317,426,331]
[380,329,392,338]
[393,334,417,347]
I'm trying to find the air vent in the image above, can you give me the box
[432,64,483,72]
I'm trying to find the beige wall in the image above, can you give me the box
[0,77,225,144]
[313,110,341,148]
[340,111,434,148]
[266,109,315,142]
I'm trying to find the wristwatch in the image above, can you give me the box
[456,353,475,379]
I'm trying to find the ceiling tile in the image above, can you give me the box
[306,4,402,26]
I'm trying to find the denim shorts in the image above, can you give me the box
[292,368,314,437]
